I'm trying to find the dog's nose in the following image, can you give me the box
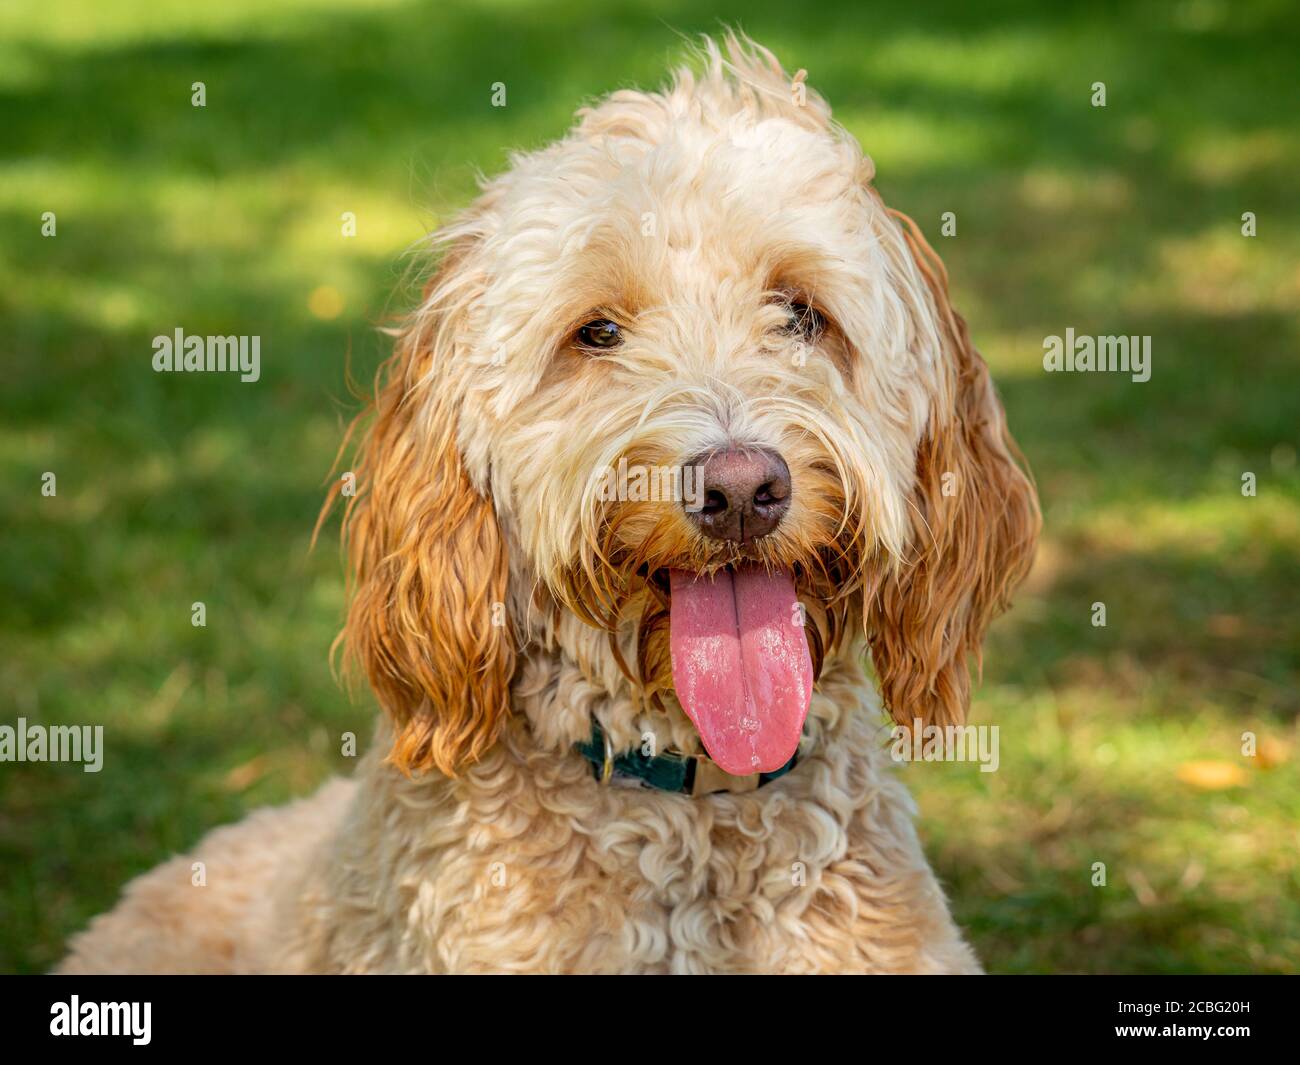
[686,448,791,543]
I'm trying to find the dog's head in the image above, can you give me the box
[332,36,1039,777]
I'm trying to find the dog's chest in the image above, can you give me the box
[409,762,928,974]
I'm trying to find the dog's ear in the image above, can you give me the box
[866,211,1040,731]
[333,246,515,777]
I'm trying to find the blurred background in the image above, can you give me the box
[2,0,1297,973]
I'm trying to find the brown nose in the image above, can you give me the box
[685,448,791,543]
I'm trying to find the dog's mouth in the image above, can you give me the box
[662,563,813,776]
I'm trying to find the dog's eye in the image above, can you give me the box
[783,302,825,340]
[575,319,623,351]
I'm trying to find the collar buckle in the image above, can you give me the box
[690,758,761,797]
[599,725,614,785]
[577,719,797,796]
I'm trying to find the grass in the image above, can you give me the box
[2,0,1297,973]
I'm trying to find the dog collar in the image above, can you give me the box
[575,719,798,797]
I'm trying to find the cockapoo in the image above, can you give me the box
[61,35,1039,975]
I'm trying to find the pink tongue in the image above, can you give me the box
[668,565,813,776]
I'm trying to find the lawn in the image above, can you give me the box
[2,0,1297,973]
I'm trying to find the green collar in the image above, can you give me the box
[575,719,798,796]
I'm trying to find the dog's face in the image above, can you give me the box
[335,38,1039,777]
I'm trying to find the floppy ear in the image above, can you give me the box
[866,211,1040,730]
[333,253,515,777]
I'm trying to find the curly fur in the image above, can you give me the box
[60,33,1038,975]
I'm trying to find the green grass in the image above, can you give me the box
[2,0,1297,973]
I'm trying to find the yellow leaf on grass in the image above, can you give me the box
[308,285,344,320]
[1176,760,1248,790]
[1253,736,1291,770]
[223,756,269,792]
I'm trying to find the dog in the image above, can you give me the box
[59,34,1038,974]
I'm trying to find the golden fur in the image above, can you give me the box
[60,35,1038,975]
